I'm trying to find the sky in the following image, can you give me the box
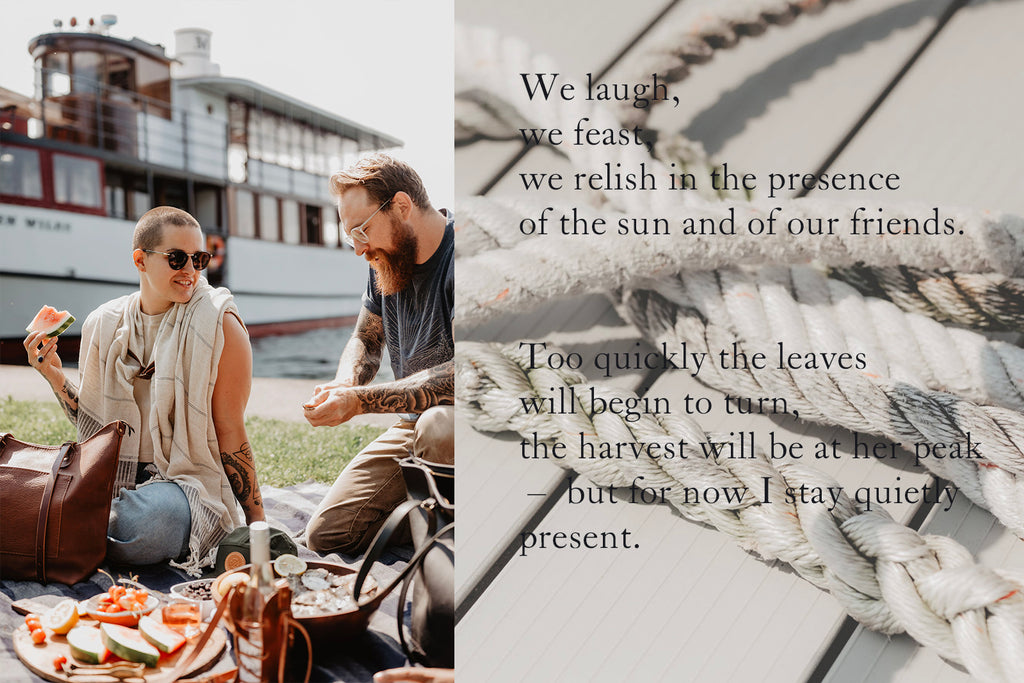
[0,0,454,206]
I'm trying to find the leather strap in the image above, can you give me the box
[354,508,454,619]
[354,499,421,599]
[36,442,74,582]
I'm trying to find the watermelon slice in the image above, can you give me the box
[67,626,110,664]
[100,622,161,667]
[138,615,186,654]
[26,305,75,337]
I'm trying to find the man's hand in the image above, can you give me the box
[304,386,363,427]
[311,376,355,398]
[373,667,453,683]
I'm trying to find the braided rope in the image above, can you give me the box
[457,341,1024,682]
[831,265,1024,333]
[452,197,1024,325]
[455,18,1024,332]
[455,23,691,218]
[613,276,1024,536]
[609,0,844,128]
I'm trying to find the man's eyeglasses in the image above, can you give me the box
[342,198,391,247]
[143,249,212,271]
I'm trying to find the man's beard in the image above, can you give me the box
[370,218,418,295]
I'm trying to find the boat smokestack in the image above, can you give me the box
[172,28,221,78]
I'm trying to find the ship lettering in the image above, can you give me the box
[24,218,71,232]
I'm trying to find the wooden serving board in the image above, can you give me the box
[12,620,226,683]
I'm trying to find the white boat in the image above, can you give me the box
[0,16,400,360]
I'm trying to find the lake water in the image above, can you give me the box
[250,326,395,382]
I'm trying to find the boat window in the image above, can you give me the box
[71,52,103,95]
[106,185,126,219]
[303,205,322,245]
[322,206,340,248]
[154,177,187,210]
[281,199,300,244]
[106,53,135,101]
[195,186,221,230]
[0,146,44,199]
[341,138,360,169]
[233,188,256,238]
[135,55,171,119]
[52,153,102,208]
[131,188,150,220]
[41,53,71,98]
[259,194,280,241]
[325,134,343,171]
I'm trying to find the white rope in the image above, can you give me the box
[453,196,1024,324]
[613,274,1024,535]
[454,10,1024,680]
[831,265,1024,332]
[457,341,1024,683]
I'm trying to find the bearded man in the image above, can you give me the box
[303,154,454,554]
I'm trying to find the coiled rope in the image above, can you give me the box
[457,341,1024,683]
[452,197,1024,325]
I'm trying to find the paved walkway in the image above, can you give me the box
[0,363,396,428]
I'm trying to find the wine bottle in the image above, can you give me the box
[236,521,275,682]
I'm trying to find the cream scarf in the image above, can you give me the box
[77,279,242,576]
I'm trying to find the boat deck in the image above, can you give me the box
[454,1,1024,681]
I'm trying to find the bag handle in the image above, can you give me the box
[354,499,420,599]
[35,441,75,582]
[353,499,454,609]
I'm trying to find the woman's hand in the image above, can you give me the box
[23,330,64,387]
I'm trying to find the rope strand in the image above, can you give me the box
[456,340,1024,682]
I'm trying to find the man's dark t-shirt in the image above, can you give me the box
[362,210,454,383]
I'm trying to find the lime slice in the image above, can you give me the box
[273,553,307,577]
[42,598,80,634]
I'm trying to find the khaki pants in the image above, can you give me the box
[305,405,454,555]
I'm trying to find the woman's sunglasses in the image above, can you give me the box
[143,249,212,270]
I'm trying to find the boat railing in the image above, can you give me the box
[4,67,230,181]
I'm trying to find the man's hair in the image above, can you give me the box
[132,207,202,251]
[329,153,431,210]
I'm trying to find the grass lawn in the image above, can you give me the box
[0,397,382,487]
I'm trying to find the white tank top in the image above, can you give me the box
[133,310,167,464]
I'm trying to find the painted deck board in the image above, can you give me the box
[455,294,654,605]
[820,0,1024,214]
[616,0,958,198]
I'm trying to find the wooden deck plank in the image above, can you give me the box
[612,0,958,198]
[457,0,675,79]
[456,294,655,604]
[819,0,1024,214]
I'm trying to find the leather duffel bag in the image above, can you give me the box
[0,421,126,584]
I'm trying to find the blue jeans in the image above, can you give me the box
[106,475,191,565]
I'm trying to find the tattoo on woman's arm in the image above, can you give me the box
[53,379,80,424]
[220,441,263,509]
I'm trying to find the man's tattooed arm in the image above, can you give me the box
[219,441,265,523]
[335,308,384,386]
[52,379,80,425]
[352,360,454,414]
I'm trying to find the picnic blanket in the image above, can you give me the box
[0,481,412,682]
